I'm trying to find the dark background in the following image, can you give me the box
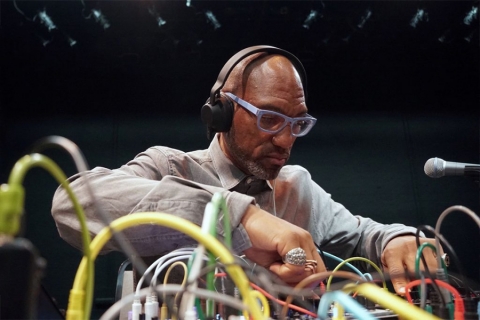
[1,0,479,318]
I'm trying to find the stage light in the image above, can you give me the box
[148,6,167,27]
[205,10,221,29]
[463,6,477,25]
[303,10,319,29]
[67,36,77,47]
[438,30,453,44]
[35,9,56,31]
[464,30,476,43]
[91,9,110,29]
[410,8,428,28]
[37,35,51,47]
[357,9,372,29]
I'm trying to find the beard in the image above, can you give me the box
[224,125,285,180]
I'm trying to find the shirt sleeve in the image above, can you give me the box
[307,176,419,269]
[51,147,255,256]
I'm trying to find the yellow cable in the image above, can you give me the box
[68,213,265,320]
[5,154,94,320]
[342,283,441,320]
[163,260,188,287]
[163,261,188,319]
[327,257,386,291]
[241,289,270,320]
[332,302,345,320]
[251,290,270,319]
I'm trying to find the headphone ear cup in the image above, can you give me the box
[201,96,233,134]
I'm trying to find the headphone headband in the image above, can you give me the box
[209,45,308,103]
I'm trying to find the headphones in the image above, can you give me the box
[200,45,308,140]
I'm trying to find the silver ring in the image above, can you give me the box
[306,259,318,266]
[282,247,307,266]
[305,264,316,274]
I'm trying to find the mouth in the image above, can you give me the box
[265,154,288,166]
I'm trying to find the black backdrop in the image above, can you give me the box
[1,0,479,317]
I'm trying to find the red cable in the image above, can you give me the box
[214,272,318,318]
[404,279,464,320]
[249,282,318,318]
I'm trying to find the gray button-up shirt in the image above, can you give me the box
[51,135,416,267]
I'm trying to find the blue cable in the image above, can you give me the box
[317,291,376,320]
[363,273,374,282]
[321,250,367,280]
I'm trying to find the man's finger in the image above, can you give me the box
[384,263,408,295]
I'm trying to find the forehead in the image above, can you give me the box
[242,61,307,115]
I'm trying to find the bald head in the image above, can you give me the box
[222,53,305,100]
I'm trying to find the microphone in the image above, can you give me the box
[424,157,480,178]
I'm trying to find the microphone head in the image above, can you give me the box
[424,157,446,178]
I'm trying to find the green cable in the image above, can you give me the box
[184,193,233,318]
[194,298,206,320]
[415,242,447,279]
[415,242,450,314]
[210,192,232,248]
[205,193,232,317]
[326,257,387,291]
[6,154,94,320]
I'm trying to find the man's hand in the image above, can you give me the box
[381,235,441,294]
[241,204,326,285]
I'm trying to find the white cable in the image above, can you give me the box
[179,202,216,317]
[136,248,196,295]
[272,179,277,216]
[99,284,249,320]
[151,254,204,288]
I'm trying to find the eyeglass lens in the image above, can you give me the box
[258,112,313,135]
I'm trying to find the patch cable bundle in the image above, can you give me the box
[0,136,479,320]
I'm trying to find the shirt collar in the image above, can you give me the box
[209,134,273,191]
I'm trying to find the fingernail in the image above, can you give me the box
[397,287,406,294]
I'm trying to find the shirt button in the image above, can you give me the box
[246,177,254,184]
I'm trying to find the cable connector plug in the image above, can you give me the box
[0,184,25,236]
[184,308,197,320]
[145,295,153,320]
[132,296,142,320]
[151,295,159,320]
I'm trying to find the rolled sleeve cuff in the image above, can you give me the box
[231,224,252,254]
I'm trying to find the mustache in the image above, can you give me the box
[262,147,291,159]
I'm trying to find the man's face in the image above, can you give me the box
[221,57,309,180]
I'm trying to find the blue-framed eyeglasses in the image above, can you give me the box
[224,92,317,137]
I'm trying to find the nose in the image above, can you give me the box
[272,124,296,149]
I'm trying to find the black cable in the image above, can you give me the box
[315,242,328,270]
[415,224,470,295]
[415,226,447,307]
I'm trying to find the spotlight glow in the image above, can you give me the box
[303,10,318,29]
[464,6,477,25]
[205,10,221,29]
[36,9,56,31]
[410,9,428,28]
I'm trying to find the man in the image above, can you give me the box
[52,46,437,293]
